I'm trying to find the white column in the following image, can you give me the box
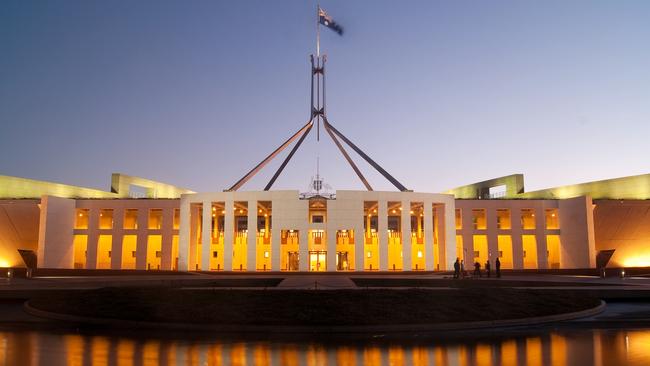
[136,208,148,270]
[327,227,336,272]
[423,201,434,271]
[487,207,499,270]
[299,229,309,271]
[401,200,411,271]
[461,204,474,270]
[435,205,446,270]
[511,207,524,269]
[271,210,281,271]
[223,200,234,271]
[201,201,212,271]
[354,207,365,272]
[178,197,191,271]
[85,208,100,269]
[535,206,548,269]
[161,208,174,270]
[111,208,124,270]
[247,200,257,272]
[444,199,457,271]
[378,200,388,271]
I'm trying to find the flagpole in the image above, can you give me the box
[316,4,320,57]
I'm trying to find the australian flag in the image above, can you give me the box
[319,7,343,35]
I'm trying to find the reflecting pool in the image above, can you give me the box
[1,327,649,366]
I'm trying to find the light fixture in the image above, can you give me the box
[259,209,262,213]
[373,209,377,213]
[410,210,414,214]
[239,209,244,214]
[212,213,216,217]
[392,209,396,214]
[212,207,216,211]
[221,210,225,214]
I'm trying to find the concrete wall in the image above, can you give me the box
[38,196,76,268]
[558,196,596,268]
[0,199,40,267]
[594,199,650,267]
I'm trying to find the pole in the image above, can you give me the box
[316,4,320,57]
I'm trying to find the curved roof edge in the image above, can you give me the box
[446,173,650,200]
[0,173,194,199]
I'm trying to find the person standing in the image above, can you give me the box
[473,261,481,278]
[453,258,460,279]
[496,257,501,278]
[485,260,491,278]
[460,260,465,278]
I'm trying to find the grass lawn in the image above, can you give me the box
[28,287,601,326]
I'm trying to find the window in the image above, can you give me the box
[455,209,462,229]
[98,209,114,229]
[521,209,536,229]
[149,209,163,229]
[124,209,138,229]
[472,209,486,230]
[173,209,181,230]
[312,215,324,223]
[75,209,89,229]
[545,209,559,229]
[496,209,511,230]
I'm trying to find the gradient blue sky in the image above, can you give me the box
[1,1,649,193]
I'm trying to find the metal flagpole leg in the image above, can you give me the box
[322,122,373,191]
[227,119,314,191]
[264,121,315,190]
[323,117,409,192]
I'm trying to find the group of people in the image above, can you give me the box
[453,257,501,279]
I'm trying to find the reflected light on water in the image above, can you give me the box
[2,329,650,366]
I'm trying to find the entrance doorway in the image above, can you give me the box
[336,251,349,271]
[287,251,299,271]
[309,251,327,272]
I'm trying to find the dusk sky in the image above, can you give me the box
[1,1,649,194]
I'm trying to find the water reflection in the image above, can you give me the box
[1,328,650,366]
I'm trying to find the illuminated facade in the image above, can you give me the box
[3,172,650,271]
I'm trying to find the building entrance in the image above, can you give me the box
[336,251,349,271]
[309,251,327,271]
[287,251,299,271]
